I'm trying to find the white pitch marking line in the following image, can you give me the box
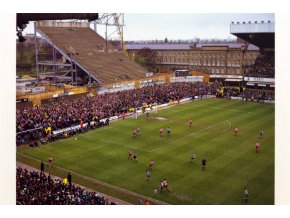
[225,120,232,131]
[81,135,149,152]
[80,112,249,153]
[16,153,168,205]
[149,112,250,152]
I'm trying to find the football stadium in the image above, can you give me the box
[16,13,275,205]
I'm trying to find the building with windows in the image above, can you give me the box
[126,42,259,81]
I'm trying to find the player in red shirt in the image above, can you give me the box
[122,112,125,120]
[161,179,169,192]
[256,141,260,153]
[234,127,239,136]
[48,157,53,167]
[128,151,133,160]
[132,129,137,138]
[159,128,164,137]
[148,159,155,171]
[189,119,192,127]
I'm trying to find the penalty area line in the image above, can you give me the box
[149,112,250,152]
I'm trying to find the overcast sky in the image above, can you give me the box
[23,13,274,41]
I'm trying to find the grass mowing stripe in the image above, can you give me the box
[150,112,250,152]
[17,99,274,204]
[79,135,150,152]
[17,152,168,205]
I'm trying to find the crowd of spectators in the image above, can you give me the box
[222,87,274,101]
[16,81,222,145]
[16,167,117,205]
[244,51,274,78]
[239,90,274,101]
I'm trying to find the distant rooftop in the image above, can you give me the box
[126,43,259,51]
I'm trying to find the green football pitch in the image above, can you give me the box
[17,98,274,204]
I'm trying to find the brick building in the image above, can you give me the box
[126,42,259,80]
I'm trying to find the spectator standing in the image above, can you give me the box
[137,198,143,205]
[16,167,116,205]
[40,161,44,175]
[67,172,72,188]
[244,187,248,203]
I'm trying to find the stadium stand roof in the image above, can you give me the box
[17,13,99,29]
[125,43,259,51]
[230,21,274,49]
[37,23,147,84]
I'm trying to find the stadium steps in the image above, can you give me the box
[38,26,147,84]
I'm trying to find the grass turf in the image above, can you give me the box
[17,98,274,204]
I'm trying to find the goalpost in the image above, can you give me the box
[135,107,143,119]
[135,108,138,119]
[135,102,158,119]
[153,102,158,114]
